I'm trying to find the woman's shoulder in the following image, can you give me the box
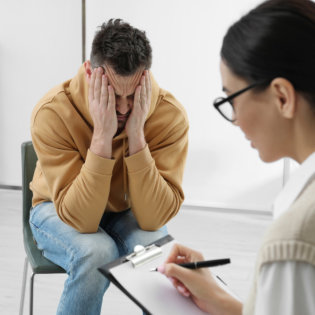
[258,179,315,265]
[274,178,315,238]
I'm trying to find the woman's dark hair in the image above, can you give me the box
[221,0,315,108]
[90,19,152,76]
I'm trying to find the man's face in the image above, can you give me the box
[104,64,144,131]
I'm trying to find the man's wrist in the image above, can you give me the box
[90,135,113,159]
[128,130,146,155]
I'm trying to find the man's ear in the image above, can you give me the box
[84,60,93,83]
[270,78,297,119]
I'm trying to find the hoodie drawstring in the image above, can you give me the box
[122,138,129,205]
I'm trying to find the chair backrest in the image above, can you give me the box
[21,141,37,226]
[21,141,65,273]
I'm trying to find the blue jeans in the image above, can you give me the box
[29,202,167,315]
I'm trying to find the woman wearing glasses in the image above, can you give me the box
[159,0,315,314]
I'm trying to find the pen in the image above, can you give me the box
[150,258,230,272]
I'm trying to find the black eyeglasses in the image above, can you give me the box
[213,80,270,122]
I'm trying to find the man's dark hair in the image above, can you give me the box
[221,0,315,109]
[90,19,152,76]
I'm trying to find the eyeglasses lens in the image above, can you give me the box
[219,102,234,121]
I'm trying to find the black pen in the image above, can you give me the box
[150,258,230,272]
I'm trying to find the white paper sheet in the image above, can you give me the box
[110,240,239,314]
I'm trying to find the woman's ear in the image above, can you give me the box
[84,61,93,83]
[270,78,297,119]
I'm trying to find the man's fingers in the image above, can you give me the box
[89,69,96,101]
[145,70,152,102]
[100,75,109,107]
[93,67,103,102]
[140,76,146,109]
[134,85,141,109]
[108,85,115,110]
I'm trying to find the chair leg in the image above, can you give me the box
[19,257,29,315]
[30,273,35,315]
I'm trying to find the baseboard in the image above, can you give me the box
[0,184,22,190]
[182,201,272,216]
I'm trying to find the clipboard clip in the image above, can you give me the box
[126,244,162,268]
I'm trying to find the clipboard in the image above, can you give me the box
[98,234,237,315]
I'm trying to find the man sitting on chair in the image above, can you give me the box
[29,19,188,315]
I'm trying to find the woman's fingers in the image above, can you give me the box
[165,243,204,264]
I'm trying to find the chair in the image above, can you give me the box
[19,141,65,315]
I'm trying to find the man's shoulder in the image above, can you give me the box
[154,88,189,126]
[31,82,71,126]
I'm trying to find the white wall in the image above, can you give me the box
[86,0,284,212]
[1,0,288,212]
[0,0,81,186]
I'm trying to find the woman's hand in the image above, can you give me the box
[159,243,242,315]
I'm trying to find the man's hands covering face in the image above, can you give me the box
[89,67,118,140]
[88,67,151,157]
[125,70,152,138]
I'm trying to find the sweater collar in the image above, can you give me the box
[273,152,315,219]
[69,64,160,136]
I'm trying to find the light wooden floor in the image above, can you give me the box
[0,189,272,315]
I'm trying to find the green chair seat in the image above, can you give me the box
[23,223,65,274]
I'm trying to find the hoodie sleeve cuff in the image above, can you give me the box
[84,149,116,175]
[124,145,154,173]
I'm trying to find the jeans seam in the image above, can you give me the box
[103,210,132,254]
[57,254,93,315]
[110,228,129,254]
[30,221,77,272]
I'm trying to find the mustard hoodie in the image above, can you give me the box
[30,65,189,233]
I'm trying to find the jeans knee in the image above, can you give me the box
[154,225,168,239]
[73,238,119,271]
